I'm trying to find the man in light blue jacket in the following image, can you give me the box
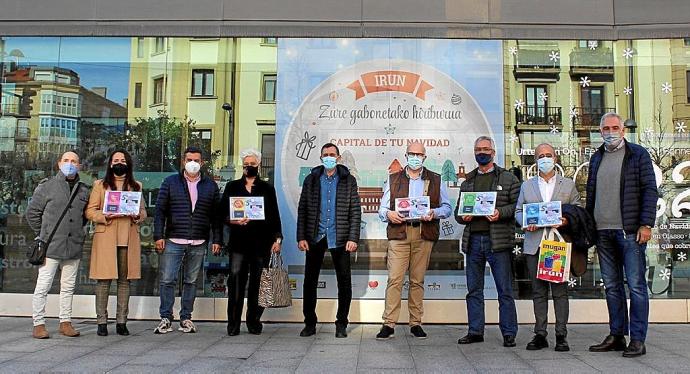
[515,143,580,352]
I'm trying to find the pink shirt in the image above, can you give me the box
[170,173,205,246]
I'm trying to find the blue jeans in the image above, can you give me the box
[597,229,649,342]
[466,234,518,337]
[158,240,207,321]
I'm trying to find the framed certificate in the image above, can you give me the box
[230,197,265,220]
[395,196,431,220]
[523,201,562,228]
[458,191,497,216]
[102,191,142,215]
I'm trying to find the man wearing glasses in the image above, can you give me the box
[456,136,521,348]
[376,141,452,340]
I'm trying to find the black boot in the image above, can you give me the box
[116,323,129,336]
[526,334,548,350]
[97,324,108,337]
[555,335,569,352]
[589,335,627,352]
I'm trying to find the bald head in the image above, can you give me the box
[535,143,556,161]
[406,141,426,155]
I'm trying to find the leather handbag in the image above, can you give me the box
[27,188,80,266]
[258,252,292,308]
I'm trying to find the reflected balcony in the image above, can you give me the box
[569,47,615,81]
[572,107,616,130]
[513,48,561,82]
[515,105,562,131]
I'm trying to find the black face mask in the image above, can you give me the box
[111,163,129,177]
[244,166,259,178]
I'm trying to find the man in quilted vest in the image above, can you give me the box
[376,141,452,340]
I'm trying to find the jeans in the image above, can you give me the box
[227,252,268,329]
[466,234,518,337]
[597,229,649,342]
[32,258,80,326]
[158,240,206,321]
[303,239,352,327]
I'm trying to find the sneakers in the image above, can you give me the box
[376,325,395,340]
[154,318,173,334]
[178,319,197,333]
[410,325,428,339]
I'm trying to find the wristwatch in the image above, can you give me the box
[276,238,282,244]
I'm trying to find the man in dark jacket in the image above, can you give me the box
[297,143,361,338]
[456,136,520,348]
[587,112,658,357]
[26,151,90,339]
[153,146,222,334]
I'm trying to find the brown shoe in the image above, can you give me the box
[58,321,80,337]
[32,324,50,339]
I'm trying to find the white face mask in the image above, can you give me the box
[185,161,201,175]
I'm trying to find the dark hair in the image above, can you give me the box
[103,149,140,192]
[320,143,340,156]
[183,146,204,159]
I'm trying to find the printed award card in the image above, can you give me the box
[395,196,431,220]
[102,191,142,215]
[458,191,497,216]
[523,201,562,227]
[230,197,266,220]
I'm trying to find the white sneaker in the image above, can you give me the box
[154,318,173,334]
[178,319,197,333]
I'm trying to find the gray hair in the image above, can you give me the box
[474,136,495,150]
[240,148,262,163]
[600,112,624,128]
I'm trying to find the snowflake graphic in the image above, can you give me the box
[623,48,634,59]
[678,252,688,262]
[512,245,522,256]
[623,86,632,95]
[568,278,578,288]
[550,125,559,134]
[549,51,560,63]
[514,99,525,110]
[676,121,687,133]
[580,76,591,87]
[588,41,598,50]
[644,128,654,137]
[509,134,519,143]
[384,124,396,135]
[659,268,671,281]
[662,82,672,94]
[569,107,578,119]
[508,46,518,56]
[538,92,548,103]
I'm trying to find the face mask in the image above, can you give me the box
[244,165,259,178]
[537,157,555,174]
[602,132,623,147]
[185,161,201,175]
[59,163,78,177]
[111,163,128,177]
[406,155,424,170]
[322,156,337,170]
[475,153,493,166]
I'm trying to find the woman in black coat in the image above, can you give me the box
[221,148,283,336]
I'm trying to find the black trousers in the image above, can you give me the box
[227,252,268,329]
[526,253,569,337]
[303,239,352,327]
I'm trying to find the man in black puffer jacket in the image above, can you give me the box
[153,146,222,335]
[297,143,361,339]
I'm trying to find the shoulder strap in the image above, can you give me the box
[45,184,81,244]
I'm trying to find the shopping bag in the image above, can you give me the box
[536,228,572,283]
[258,252,293,308]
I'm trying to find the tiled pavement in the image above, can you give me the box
[0,317,689,373]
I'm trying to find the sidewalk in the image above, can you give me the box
[0,317,688,373]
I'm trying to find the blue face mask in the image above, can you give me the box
[407,155,423,170]
[59,163,78,177]
[537,157,555,174]
[602,132,623,147]
[322,156,337,170]
[475,153,493,166]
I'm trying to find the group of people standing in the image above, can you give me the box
[25,111,656,357]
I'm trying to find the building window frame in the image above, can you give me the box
[134,82,143,108]
[153,37,166,54]
[152,76,165,105]
[260,73,277,103]
[136,37,145,58]
[261,38,278,46]
[191,69,215,97]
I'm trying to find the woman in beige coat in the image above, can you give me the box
[86,149,146,337]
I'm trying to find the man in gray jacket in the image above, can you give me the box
[515,143,580,352]
[26,151,90,339]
